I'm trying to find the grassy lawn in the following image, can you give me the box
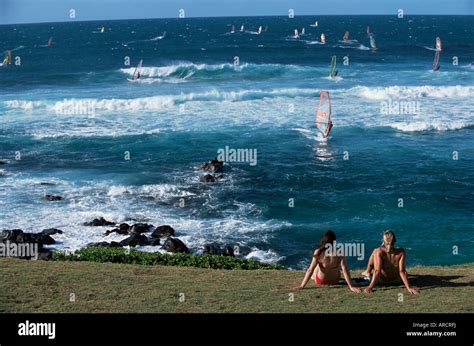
[0,258,472,313]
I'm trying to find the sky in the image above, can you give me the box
[0,0,473,24]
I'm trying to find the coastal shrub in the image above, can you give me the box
[52,247,284,270]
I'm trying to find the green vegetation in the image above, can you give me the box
[1,258,472,313]
[52,246,284,270]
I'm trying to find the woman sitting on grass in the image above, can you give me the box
[295,230,360,293]
[361,230,419,295]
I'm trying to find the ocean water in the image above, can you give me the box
[0,15,473,269]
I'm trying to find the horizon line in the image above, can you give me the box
[1,13,473,27]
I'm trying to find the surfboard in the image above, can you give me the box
[432,37,442,71]
[329,55,337,78]
[316,91,333,137]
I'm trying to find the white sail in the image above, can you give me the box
[320,33,326,44]
[132,59,143,80]
[369,34,377,50]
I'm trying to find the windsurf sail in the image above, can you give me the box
[2,51,12,65]
[435,36,442,51]
[231,25,236,33]
[343,31,349,42]
[369,34,377,50]
[320,33,326,44]
[316,91,333,137]
[301,28,305,35]
[432,37,442,71]
[100,26,105,33]
[48,37,53,47]
[240,25,245,32]
[294,28,299,38]
[258,26,262,34]
[329,55,337,78]
[132,59,143,80]
[366,26,371,35]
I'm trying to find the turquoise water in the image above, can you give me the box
[0,16,473,268]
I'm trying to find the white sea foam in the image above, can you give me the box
[388,120,469,132]
[245,249,286,264]
[353,85,474,100]
[3,88,319,113]
[0,175,289,264]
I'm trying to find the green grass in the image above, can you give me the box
[52,246,284,270]
[1,258,473,313]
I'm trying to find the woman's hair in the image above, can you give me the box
[313,230,336,258]
[382,230,396,246]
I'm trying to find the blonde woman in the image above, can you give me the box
[362,230,419,294]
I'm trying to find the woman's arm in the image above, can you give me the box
[364,249,382,293]
[297,256,318,289]
[341,256,360,293]
[398,250,420,295]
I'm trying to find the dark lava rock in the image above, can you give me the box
[147,237,161,246]
[0,229,24,242]
[32,234,56,245]
[104,223,153,236]
[45,194,63,201]
[222,245,235,257]
[83,217,115,227]
[119,223,131,232]
[118,233,149,247]
[163,237,189,253]
[0,230,56,260]
[0,229,55,245]
[151,225,175,238]
[40,228,63,236]
[36,249,53,261]
[200,174,216,183]
[130,223,154,234]
[201,158,224,173]
[203,244,221,255]
[104,227,129,236]
[203,244,235,257]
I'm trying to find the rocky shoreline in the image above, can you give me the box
[0,158,255,262]
[0,217,239,261]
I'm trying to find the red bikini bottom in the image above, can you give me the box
[315,274,339,285]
